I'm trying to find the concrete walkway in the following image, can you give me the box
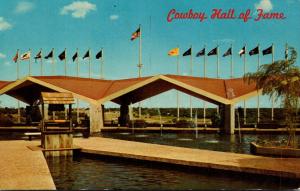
[0,140,56,190]
[75,137,300,180]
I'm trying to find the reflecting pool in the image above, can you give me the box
[100,132,300,154]
[47,156,299,190]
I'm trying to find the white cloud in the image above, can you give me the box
[0,17,12,31]
[60,1,96,19]
[0,53,6,59]
[15,1,34,14]
[110,14,119,20]
[255,0,273,12]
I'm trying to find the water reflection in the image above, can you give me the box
[47,156,298,190]
[100,132,299,154]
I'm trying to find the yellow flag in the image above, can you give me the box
[168,47,179,56]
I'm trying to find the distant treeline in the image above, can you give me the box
[0,107,290,124]
[104,107,286,124]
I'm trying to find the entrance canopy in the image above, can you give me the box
[0,75,260,106]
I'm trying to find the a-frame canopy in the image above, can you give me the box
[0,75,260,106]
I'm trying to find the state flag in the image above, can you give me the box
[207,47,218,56]
[182,48,191,56]
[21,51,30,60]
[83,50,90,59]
[168,47,179,56]
[196,48,205,57]
[131,27,140,41]
[13,50,18,63]
[44,50,53,59]
[262,45,273,55]
[238,46,245,57]
[249,46,259,56]
[34,51,42,59]
[72,52,78,62]
[58,50,66,61]
[222,47,232,57]
[95,50,102,59]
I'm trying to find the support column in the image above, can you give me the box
[224,104,235,135]
[119,104,129,126]
[44,105,49,121]
[89,103,103,133]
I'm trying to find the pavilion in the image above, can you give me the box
[0,74,260,134]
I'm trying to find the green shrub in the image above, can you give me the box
[176,119,196,128]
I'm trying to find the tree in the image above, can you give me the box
[244,47,300,148]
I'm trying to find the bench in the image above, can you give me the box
[24,132,41,141]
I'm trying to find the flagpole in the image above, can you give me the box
[271,43,274,121]
[76,48,79,123]
[64,48,68,119]
[51,48,55,120]
[64,48,67,76]
[101,48,104,79]
[16,49,20,123]
[52,48,55,75]
[231,44,233,78]
[138,24,142,77]
[257,44,260,124]
[190,45,193,120]
[16,49,20,79]
[217,45,219,78]
[203,45,206,127]
[216,45,220,114]
[40,49,44,76]
[89,48,91,78]
[176,46,180,121]
[76,48,79,77]
[29,48,31,76]
[138,24,142,118]
[204,45,206,77]
[243,44,247,125]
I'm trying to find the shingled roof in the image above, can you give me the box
[0,75,259,105]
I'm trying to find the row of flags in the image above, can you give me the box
[12,25,140,65]
[168,45,276,57]
[12,49,103,63]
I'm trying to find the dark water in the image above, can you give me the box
[1,131,300,189]
[46,156,299,190]
[0,132,30,140]
[100,132,300,154]
[46,132,300,190]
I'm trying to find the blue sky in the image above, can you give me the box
[0,0,299,109]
